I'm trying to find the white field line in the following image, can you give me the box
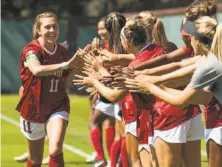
[0,114,92,159]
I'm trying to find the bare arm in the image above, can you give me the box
[140,56,201,76]
[27,58,67,76]
[148,84,213,109]
[92,79,127,103]
[134,47,190,70]
[99,49,135,66]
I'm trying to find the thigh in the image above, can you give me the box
[25,137,45,164]
[181,140,201,167]
[155,137,182,167]
[125,133,140,163]
[91,109,108,128]
[104,116,115,128]
[46,112,68,154]
[207,139,222,167]
[139,148,152,167]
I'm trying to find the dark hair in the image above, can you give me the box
[105,12,126,54]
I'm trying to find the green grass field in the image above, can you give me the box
[1,94,209,167]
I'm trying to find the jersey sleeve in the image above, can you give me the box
[188,59,221,91]
[23,45,41,61]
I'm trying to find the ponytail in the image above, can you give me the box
[105,12,126,54]
[211,24,222,63]
[152,18,168,49]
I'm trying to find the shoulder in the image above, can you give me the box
[167,42,178,51]
[148,44,164,55]
[22,40,41,56]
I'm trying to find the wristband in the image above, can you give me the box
[61,62,69,69]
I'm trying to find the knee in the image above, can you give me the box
[49,141,63,156]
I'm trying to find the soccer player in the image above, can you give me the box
[16,12,81,167]
[125,15,222,167]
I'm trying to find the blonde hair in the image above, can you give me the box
[195,16,222,63]
[185,0,217,21]
[123,17,147,47]
[32,12,57,40]
[138,13,169,49]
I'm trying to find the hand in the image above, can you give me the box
[73,75,97,87]
[121,66,135,78]
[98,49,117,62]
[124,78,152,94]
[83,52,104,71]
[91,37,100,49]
[67,51,85,69]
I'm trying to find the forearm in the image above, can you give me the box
[142,62,181,76]
[109,54,135,66]
[149,84,188,109]
[97,67,111,77]
[157,64,196,85]
[92,80,126,103]
[28,63,66,76]
[134,48,190,70]
[162,75,192,88]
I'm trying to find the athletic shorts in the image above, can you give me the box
[95,101,115,118]
[205,126,222,145]
[154,114,204,143]
[125,121,137,137]
[20,111,69,140]
[114,103,122,121]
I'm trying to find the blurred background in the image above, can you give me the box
[2,0,222,93]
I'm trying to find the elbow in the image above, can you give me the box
[172,100,187,110]
[109,96,119,104]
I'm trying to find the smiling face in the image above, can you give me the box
[97,20,108,40]
[38,17,59,45]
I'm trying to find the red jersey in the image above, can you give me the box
[16,40,70,123]
[154,43,201,130]
[121,43,164,144]
[121,44,164,124]
[204,96,222,129]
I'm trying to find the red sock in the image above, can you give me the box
[120,137,129,167]
[49,153,64,167]
[90,128,104,160]
[105,127,115,156]
[110,139,121,167]
[27,158,41,167]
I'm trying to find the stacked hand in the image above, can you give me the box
[124,75,159,93]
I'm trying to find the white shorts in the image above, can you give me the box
[205,126,222,145]
[154,114,204,143]
[125,121,137,137]
[138,137,155,152]
[114,103,122,121]
[20,111,69,140]
[95,101,115,118]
